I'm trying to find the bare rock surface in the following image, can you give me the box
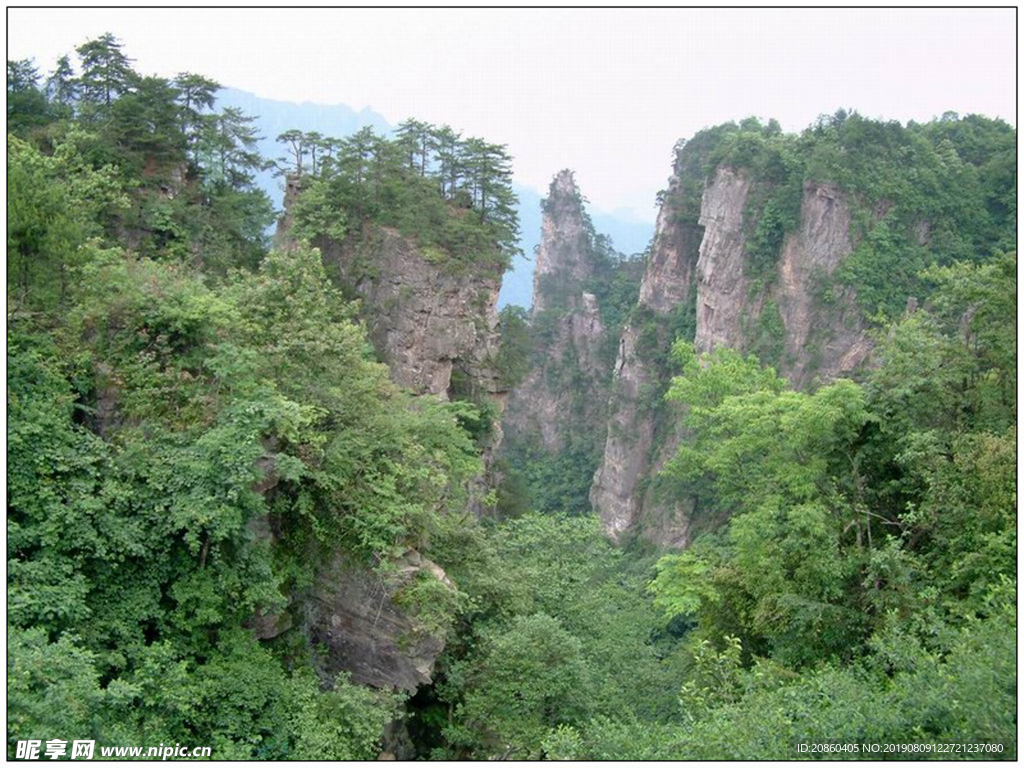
[775,182,871,388]
[694,166,756,354]
[320,224,506,401]
[504,171,610,454]
[303,549,455,692]
[591,166,703,542]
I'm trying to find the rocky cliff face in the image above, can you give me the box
[279,175,506,407]
[317,224,509,533]
[246,528,455,694]
[590,161,704,545]
[259,181,507,693]
[317,224,506,404]
[243,441,460,695]
[693,171,872,380]
[693,166,757,353]
[588,325,654,540]
[775,181,872,388]
[303,550,456,692]
[592,157,877,547]
[531,171,596,315]
[502,171,612,455]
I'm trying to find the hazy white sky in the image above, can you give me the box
[8,7,1016,223]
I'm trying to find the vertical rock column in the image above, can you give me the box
[502,170,609,454]
[590,165,706,543]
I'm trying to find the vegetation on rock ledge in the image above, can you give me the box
[283,120,520,271]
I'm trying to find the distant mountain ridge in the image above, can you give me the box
[216,87,653,308]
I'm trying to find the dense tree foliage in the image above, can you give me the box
[7,39,273,277]
[7,35,493,760]
[284,120,520,270]
[640,251,1016,754]
[477,119,1015,759]
[8,35,1015,761]
[420,514,687,759]
[437,253,1016,762]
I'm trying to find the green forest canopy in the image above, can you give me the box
[284,119,520,271]
[7,34,1017,760]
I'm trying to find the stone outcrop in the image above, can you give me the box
[775,182,871,388]
[274,174,303,239]
[303,550,456,692]
[693,166,756,353]
[692,171,872,380]
[592,160,877,548]
[255,178,508,693]
[588,325,654,539]
[503,171,612,455]
[636,183,702,315]
[319,224,506,403]
[590,163,704,546]
[505,291,606,452]
[278,175,506,409]
[531,170,595,315]
[316,223,509,524]
[243,478,456,691]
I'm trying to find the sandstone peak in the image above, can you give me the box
[532,169,595,316]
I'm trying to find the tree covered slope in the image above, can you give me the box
[6,35,1017,761]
